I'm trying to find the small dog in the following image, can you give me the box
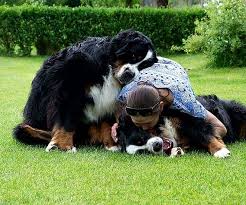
[117,95,246,158]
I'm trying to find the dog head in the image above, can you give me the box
[109,29,157,85]
[120,129,172,155]
[117,114,173,155]
[125,135,165,155]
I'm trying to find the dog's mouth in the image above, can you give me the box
[126,137,174,155]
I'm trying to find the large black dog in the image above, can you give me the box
[117,95,246,158]
[13,30,158,152]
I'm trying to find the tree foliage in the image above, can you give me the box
[183,0,246,66]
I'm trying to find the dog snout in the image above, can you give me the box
[152,141,163,152]
[124,69,135,78]
[120,70,135,84]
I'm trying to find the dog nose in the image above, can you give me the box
[120,70,135,84]
[152,141,162,152]
[125,69,135,77]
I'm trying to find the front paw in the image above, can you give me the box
[170,147,184,158]
[213,147,230,158]
[46,127,76,153]
[46,141,77,153]
[105,145,121,152]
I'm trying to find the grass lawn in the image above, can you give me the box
[0,54,246,204]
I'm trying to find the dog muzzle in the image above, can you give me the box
[126,137,174,155]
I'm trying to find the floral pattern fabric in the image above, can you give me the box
[117,57,207,119]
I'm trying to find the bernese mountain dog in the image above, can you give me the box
[13,29,158,152]
[117,95,246,158]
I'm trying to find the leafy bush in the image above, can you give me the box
[184,0,246,67]
[0,6,204,56]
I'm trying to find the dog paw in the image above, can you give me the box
[66,146,77,153]
[213,147,230,158]
[170,147,184,158]
[105,146,121,152]
[45,141,76,153]
[45,141,58,152]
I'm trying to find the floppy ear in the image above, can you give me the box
[117,113,137,152]
[117,114,128,152]
[115,43,130,57]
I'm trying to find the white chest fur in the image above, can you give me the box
[84,69,121,122]
[159,118,178,147]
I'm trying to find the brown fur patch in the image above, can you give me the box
[22,124,51,141]
[207,137,226,154]
[51,125,74,150]
[113,60,124,75]
[114,60,124,69]
[169,117,181,128]
[88,122,117,148]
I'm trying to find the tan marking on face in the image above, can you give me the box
[51,125,74,150]
[113,60,124,74]
[88,122,117,148]
[169,117,181,128]
[207,137,226,155]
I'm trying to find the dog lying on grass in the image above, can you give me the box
[116,95,246,158]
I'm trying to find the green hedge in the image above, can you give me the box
[0,6,205,56]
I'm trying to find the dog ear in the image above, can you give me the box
[114,43,130,57]
[117,113,135,152]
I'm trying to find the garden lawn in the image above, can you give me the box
[0,54,246,205]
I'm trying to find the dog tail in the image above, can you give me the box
[13,124,51,146]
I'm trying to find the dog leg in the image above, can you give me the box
[46,125,76,153]
[88,122,120,151]
[207,137,230,158]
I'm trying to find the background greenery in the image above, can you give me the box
[0,6,205,55]
[183,0,246,67]
[0,0,206,8]
[0,54,245,204]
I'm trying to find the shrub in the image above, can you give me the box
[184,0,246,67]
[0,6,205,56]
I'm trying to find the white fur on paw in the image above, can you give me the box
[170,147,184,158]
[105,146,121,152]
[66,147,77,153]
[213,147,231,158]
[45,141,58,152]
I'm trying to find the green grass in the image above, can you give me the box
[0,54,246,204]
